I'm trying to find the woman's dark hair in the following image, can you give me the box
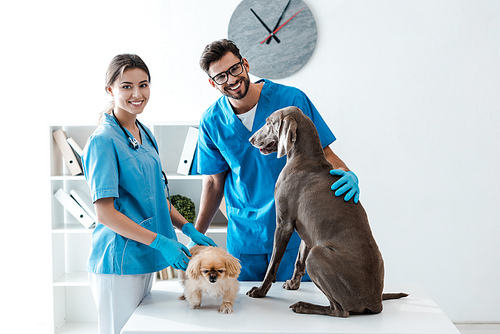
[199,39,242,74]
[102,54,151,117]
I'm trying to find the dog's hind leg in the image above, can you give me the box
[290,277,349,317]
[289,245,352,317]
[283,240,309,290]
[290,300,349,317]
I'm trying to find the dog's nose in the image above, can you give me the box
[209,272,217,283]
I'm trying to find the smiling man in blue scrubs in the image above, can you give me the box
[194,39,360,281]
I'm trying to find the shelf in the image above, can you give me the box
[53,224,224,236]
[174,226,227,235]
[50,175,86,181]
[165,173,204,180]
[55,322,97,334]
[50,174,204,181]
[206,222,228,233]
[53,272,89,286]
[206,226,228,233]
[52,223,94,234]
[53,224,224,234]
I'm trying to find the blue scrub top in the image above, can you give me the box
[197,80,336,254]
[82,113,176,275]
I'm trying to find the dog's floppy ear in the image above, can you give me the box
[225,254,241,278]
[277,115,298,158]
[186,255,202,279]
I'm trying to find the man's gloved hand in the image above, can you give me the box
[182,223,217,247]
[149,234,191,270]
[330,169,360,204]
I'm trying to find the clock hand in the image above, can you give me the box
[250,8,281,44]
[266,0,292,44]
[260,8,303,44]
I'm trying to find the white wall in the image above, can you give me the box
[3,0,499,330]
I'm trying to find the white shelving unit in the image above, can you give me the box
[49,123,227,333]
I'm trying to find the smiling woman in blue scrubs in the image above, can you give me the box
[82,54,216,334]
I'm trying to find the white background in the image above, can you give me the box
[2,0,499,331]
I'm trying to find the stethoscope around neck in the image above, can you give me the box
[112,110,172,211]
[112,109,155,151]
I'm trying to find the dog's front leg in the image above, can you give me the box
[187,289,202,309]
[219,297,234,314]
[219,283,238,313]
[247,223,294,298]
[283,240,309,290]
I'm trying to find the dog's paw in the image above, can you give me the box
[246,286,266,298]
[290,302,302,313]
[188,303,201,310]
[282,279,300,290]
[179,294,186,300]
[218,302,233,314]
[290,301,349,317]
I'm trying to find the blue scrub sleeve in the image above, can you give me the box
[197,121,230,175]
[82,135,119,203]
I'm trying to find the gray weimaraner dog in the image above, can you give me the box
[247,106,406,317]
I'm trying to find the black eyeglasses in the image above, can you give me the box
[210,61,245,85]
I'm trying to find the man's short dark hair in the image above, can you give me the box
[199,39,243,74]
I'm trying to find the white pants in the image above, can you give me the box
[89,272,154,334]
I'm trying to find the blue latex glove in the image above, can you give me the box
[182,223,218,247]
[149,234,191,270]
[330,169,360,204]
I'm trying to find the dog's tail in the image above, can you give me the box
[382,292,409,300]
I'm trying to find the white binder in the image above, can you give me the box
[66,137,83,156]
[177,127,199,175]
[53,129,83,176]
[54,188,95,229]
[69,189,97,222]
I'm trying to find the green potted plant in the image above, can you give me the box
[170,194,196,223]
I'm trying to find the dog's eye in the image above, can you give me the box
[203,270,210,274]
[217,270,224,273]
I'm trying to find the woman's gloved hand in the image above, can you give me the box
[330,169,360,204]
[149,234,191,270]
[182,223,218,247]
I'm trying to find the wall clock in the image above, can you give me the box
[228,0,317,79]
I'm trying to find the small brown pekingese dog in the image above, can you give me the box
[179,245,241,313]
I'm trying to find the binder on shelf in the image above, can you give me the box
[177,127,199,175]
[157,266,176,280]
[54,188,95,229]
[69,189,97,222]
[189,143,200,175]
[67,137,83,171]
[66,137,83,156]
[53,129,83,176]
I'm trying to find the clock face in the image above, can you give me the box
[228,0,317,79]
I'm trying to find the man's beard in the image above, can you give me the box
[222,75,251,100]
